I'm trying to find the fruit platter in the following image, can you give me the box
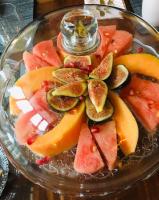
[0,4,159,197]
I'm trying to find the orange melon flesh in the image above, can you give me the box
[29,102,85,156]
[109,91,139,155]
[10,67,56,115]
[114,53,159,80]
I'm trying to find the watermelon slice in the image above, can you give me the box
[92,121,117,170]
[29,86,62,125]
[107,30,133,56]
[120,75,159,133]
[33,40,62,67]
[15,110,38,145]
[15,81,62,145]
[123,95,159,133]
[74,123,104,174]
[15,85,62,145]
[93,25,116,59]
[121,75,159,102]
[99,25,117,36]
[23,51,49,71]
[15,108,54,145]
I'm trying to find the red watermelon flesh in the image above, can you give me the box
[29,86,62,125]
[120,75,159,133]
[93,25,116,59]
[23,51,49,71]
[99,25,117,36]
[123,95,158,133]
[15,110,38,145]
[33,40,62,67]
[121,75,159,102]
[92,121,117,170]
[74,123,104,174]
[107,30,133,56]
[15,84,62,145]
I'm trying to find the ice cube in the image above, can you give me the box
[38,120,48,132]
[30,113,43,126]
[16,100,33,113]
[9,86,25,99]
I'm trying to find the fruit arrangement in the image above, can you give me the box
[9,25,159,174]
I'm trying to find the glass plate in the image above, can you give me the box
[0,4,159,197]
[0,147,9,197]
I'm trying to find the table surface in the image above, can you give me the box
[1,0,159,199]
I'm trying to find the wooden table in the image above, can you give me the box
[30,171,159,200]
[2,1,159,199]
[2,166,159,200]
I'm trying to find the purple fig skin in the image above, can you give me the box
[109,64,129,89]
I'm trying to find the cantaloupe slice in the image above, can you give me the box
[29,102,85,156]
[114,53,159,80]
[109,91,138,155]
[9,67,57,115]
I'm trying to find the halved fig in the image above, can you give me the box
[109,64,129,89]
[88,79,108,113]
[47,89,79,112]
[64,55,91,69]
[89,52,113,80]
[86,97,113,122]
[52,68,88,83]
[52,81,87,97]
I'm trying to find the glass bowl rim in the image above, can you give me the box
[0,4,159,197]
